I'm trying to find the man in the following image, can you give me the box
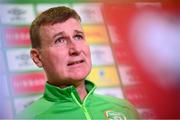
[17,6,139,119]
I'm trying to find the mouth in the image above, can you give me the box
[67,60,85,66]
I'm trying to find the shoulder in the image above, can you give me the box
[93,93,130,106]
[15,97,54,118]
[92,93,140,119]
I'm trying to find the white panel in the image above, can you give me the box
[72,3,104,24]
[6,48,39,72]
[95,87,124,99]
[90,45,114,66]
[0,4,35,25]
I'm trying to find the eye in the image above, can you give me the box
[55,37,66,44]
[74,34,84,41]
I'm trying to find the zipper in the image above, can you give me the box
[71,92,91,120]
[71,87,95,120]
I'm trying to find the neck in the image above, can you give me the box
[48,80,87,100]
[76,81,87,100]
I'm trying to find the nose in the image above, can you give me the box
[68,41,81,56]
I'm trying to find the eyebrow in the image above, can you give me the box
[74,30,84,35]
[53,31,65,39]
[52,30,84,39]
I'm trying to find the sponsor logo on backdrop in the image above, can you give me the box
[90,45,114,66]
[4,27,30,46]
[73,3,103,24]
[0,4,35,25]
[11,72,45,95]
[118,65,139,86]
[6,48,39,72]
[87,66,120,87]
[83,25,109,44]
[8,7,26,21]
[124,86,148,107]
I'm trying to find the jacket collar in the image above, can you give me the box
[43,80,96,102]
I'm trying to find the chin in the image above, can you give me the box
[72,74,88,80]
[69,69,90,79]
[70,75,87,81]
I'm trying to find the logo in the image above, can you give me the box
[8,7,26,21]
[90,45,114,66]
[16,52,31,66]
[6,48,38,72]
[11,72,45,95]
[87,66,120,87]
[105,110,126,120]
[5,27,31,46]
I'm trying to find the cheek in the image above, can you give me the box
[84,47,92,67]
[83,46,91,59]
[41,49,66,67]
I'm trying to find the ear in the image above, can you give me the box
[30,48,43,67]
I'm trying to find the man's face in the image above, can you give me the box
[32,18,92,86]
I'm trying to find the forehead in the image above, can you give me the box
[39,18,83,35]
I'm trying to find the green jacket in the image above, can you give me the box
[16,80,139,119]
